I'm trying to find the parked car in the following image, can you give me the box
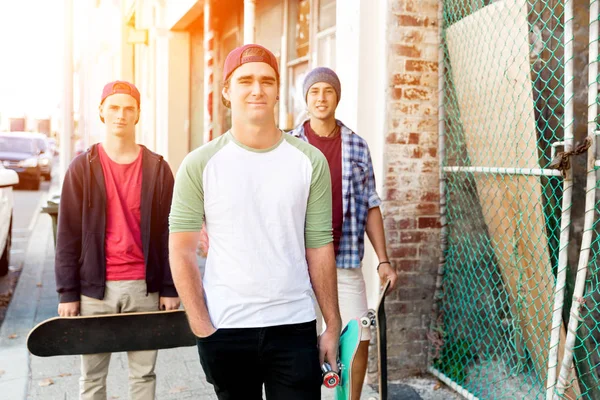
[0,165,18,276]
[30,133,54,180]
[0,132,43,190]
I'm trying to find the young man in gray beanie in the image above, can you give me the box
[290,66,398,400]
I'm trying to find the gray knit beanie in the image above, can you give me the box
[303,67,341,103]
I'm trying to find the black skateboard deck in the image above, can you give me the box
[27,309,196,357]
[360,279,391,400]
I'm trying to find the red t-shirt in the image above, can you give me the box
[98,144,145,281]
[304,121,343,256]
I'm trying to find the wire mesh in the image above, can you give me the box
[563,175,600,399]
[555,0,600,399]
[433,0,575,398]
[552,1,600,399]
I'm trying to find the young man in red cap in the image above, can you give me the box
[169,44,341,399]
[291,67,398,400]
[55,80,180,400]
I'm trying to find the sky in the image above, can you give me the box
[0,0,65,117]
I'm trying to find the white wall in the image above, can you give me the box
[135,0,156,150]
[154,2,170,161]
[84,0,124,148]
[153,1,191,173]
[335,0,388,308]
[167,31,191,173]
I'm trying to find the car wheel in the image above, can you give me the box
[0,216,12,276]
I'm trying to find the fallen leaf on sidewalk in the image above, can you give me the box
[58,373,72,377]
[39,378,54,387]
[0,370,5,377]
[169,387,188,393]
[0,292,12,307]
[7,334,17,339]
[433,381,442,390]
[110,396,120,399]
[36,283,43,287]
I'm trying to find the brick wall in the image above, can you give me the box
[370,0,441,380]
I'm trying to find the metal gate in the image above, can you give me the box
[553,1,600,398]
[431,0,576,398]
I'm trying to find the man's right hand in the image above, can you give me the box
[58,301,80,317]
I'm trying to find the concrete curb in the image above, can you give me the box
[0,214,52,400]
[26,193,47,234]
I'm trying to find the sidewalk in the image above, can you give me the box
[0,212,383,399]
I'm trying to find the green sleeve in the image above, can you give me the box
[168,153,205,233]
[305,153,333,248]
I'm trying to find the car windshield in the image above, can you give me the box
[36,138,48,152]
[0,137,35,153]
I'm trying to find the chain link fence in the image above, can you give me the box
[553,1,600,398]
[431,0,581,398]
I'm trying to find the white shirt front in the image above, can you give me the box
[169,132,333,328]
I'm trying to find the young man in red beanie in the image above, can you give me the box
[291,67,398,400]
[169,44,341,399]
[55,81,180,400]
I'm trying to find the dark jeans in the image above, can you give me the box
[196,320,321,400]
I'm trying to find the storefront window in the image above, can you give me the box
[315,0,336,68]
[285,0,336,126]
[318,0,335,32]
[317,32,335,69]
[289,60,309,127]
[294,0,310,58]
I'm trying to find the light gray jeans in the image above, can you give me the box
[79,280,159,400]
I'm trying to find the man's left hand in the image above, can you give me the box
[318,326,340,373]
[160,297,181,310]
[378,262,398,293]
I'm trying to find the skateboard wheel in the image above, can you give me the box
[361,317,371,327]
[322,371,340,388]
[321,362,340,388]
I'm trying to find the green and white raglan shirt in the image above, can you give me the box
[169,131,333,329]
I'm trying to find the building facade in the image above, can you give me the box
[82,0,441,381]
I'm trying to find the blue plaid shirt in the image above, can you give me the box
[290,120,382,269]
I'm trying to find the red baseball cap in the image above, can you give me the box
[223,44,279,81]
[100,81,141,106]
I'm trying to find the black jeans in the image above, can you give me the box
[196,320,321,400]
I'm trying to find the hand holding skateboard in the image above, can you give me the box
[318,326,340,372]
[58,301,80,317]
[377,261,397,292]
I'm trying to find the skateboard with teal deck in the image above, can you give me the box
[333,318,362,400]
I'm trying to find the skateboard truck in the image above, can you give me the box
[360,310,376,328]
[321,361,342,388]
